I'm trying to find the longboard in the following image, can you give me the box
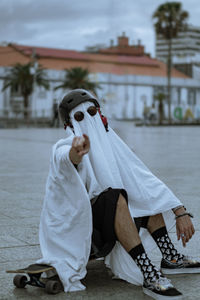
[6,264,63,294]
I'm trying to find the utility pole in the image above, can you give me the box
[30,48,38,123]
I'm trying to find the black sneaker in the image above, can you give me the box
[161,256,200,275]
[143,276,183,299]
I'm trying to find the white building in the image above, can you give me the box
[156,25,200,80]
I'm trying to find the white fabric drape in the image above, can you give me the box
[38,102,182,291]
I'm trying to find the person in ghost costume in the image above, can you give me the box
[38,89,200,299]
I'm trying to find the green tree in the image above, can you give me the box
[54,67,100,94]
[2,62,49,119]
[153,2,188,123]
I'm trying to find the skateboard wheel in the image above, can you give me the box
[13,275,27,288]
[45,280,62,294]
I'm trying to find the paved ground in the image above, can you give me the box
[0,121,200,299]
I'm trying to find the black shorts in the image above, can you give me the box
[91,187,128,258]
[134,216,150,232]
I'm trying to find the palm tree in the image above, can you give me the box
[54,67,100,94]
[153,2,188,123]
[2,62,49,119]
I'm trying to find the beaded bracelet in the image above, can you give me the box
[172,205,186,213]
[175,212,194,220]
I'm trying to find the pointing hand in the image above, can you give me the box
[69,134,90,164]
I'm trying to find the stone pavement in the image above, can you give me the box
[0,121,200,299]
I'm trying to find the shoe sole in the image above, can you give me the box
[143,287,183,300]
[161,268,200,275]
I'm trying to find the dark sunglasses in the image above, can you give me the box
[74,106,97,122]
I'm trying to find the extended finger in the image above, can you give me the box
[180,233,186,247]
[76,137,85,147]
[73,137,84,147]
[83,134,90,146]
[72,137,79,147]
[74,138,85,151]
[74,137,82,147]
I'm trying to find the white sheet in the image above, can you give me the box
[38,102,182,291]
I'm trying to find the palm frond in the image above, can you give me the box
[54,67,100,94]
[152,1,189,39]
[2,62,50,118]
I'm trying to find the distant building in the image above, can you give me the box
[99,32,147,57]
[156,24,200,79]
[0,33,200,122]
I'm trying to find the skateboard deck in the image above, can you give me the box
[6,263,54,274]
[6,264,63,294]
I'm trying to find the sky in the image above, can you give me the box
[0,0,199,58]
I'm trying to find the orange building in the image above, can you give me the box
[0,34,199,120]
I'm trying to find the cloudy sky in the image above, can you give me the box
[0,0,199,57]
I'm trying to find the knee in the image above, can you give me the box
[150,213,163,221]
[148,213,163,224]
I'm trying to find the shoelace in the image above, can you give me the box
[154,276,173,288]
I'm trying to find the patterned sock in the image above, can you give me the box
[151,226,184,262]
[129,244,162,282]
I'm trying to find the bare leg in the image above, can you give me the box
[114,194,166,250]
[147,213,166,234]
[114,196,183,297]
[114,193,141,252]
[147,213,185,263]
[114,194,175,286]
